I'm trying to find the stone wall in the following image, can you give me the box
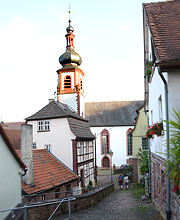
[127,158,138,183]
[20,183,114,220]
[151,152,180,220]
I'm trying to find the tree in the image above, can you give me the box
[137,148,149,176]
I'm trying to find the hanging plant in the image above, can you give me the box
[145,122,163,138]
[146,60,153,76]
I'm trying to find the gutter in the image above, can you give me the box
[157,66,171,220]
[144,109,151,199]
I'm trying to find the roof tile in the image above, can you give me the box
[144,1,180,62]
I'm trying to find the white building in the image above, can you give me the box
[0,124,26,220]
[26,100,95,188]
[85,101,143,169]
[143,1,180,219]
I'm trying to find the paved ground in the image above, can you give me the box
[52,174,163,220]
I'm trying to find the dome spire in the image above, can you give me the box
[59,6,82,67]
[66,4,74,33]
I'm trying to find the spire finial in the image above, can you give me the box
[68,3,71,25]
[66,3,74,33]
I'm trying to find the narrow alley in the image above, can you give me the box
[52,174,163,220]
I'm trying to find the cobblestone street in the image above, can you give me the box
[52,174,163,220]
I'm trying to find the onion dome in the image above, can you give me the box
[59,14,82,67]
[59,50,82,66]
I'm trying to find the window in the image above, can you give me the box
[141,137,148,150]
[80,79,83,90]
[158,95,163,122]
[44,120,50,130]
[127,128,132,156]
[37,120,50,132]
[80,142,83,154]
[86,141,89,153]
[101,129,110,155]
[38,121,43,131]
[151,110,153,124]
[64,75,71,88]
[32,142,36,149]
[45,145,51,152]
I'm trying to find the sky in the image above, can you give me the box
[0,0,163,122]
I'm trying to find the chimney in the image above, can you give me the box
[49,98,54,103]
[21,124,33,185]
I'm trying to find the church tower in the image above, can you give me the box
[56,11,85,117]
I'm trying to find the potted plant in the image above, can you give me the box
[146,60,153,77]
[145,122,163,138]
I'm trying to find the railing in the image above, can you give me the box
[21,182,111,204]
[0,197,76,220]
[1,182,112,220]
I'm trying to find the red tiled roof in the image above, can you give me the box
[143,1,180,63]
[19,149,79,194]
[0,124,26,170]
[3,128,21,149]
[3,122,25,130]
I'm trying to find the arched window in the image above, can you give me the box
[102,156,110,168]
[64,75,71,88]
[101,129,110,155]
[127,128,133,156]
[80,79,83,90]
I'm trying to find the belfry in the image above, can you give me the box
[56,10,85,117]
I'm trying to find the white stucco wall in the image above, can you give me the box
[149,68,167,157]
[59,93,77,113]
[168,70,180,120]
[28,118,76,169]
[0,135,22,220]
[90,126,133,168]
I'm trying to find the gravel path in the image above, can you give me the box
[52,175,163,220]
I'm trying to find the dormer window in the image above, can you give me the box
[64,75,71,88]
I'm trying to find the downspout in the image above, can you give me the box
[158,67,171,220]
[144,110,151,198]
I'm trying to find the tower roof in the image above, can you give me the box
[59,10,82,68]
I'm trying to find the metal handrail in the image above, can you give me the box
[0,197,76,220]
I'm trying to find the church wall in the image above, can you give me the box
[90,126,133,168]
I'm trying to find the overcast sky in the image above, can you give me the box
[0,0,163,122]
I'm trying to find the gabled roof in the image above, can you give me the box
[0,124,26,170]
[19,149,79,195]
[26,100,87,122]
[143,1,180,63]
[68,117,95,140]
[85,101,144,127]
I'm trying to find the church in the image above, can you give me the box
[54,13,143,171]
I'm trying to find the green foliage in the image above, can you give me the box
[88,180,93,188]
[146,60,153,76]
[164,109,180,192]
[137,148,149,176]
[129,184,145,199]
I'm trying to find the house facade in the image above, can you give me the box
[26,100,95,188]
[0,124,26,220]
[143,1,180,219]
[85,101,143,170]
[129,106,148,183]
